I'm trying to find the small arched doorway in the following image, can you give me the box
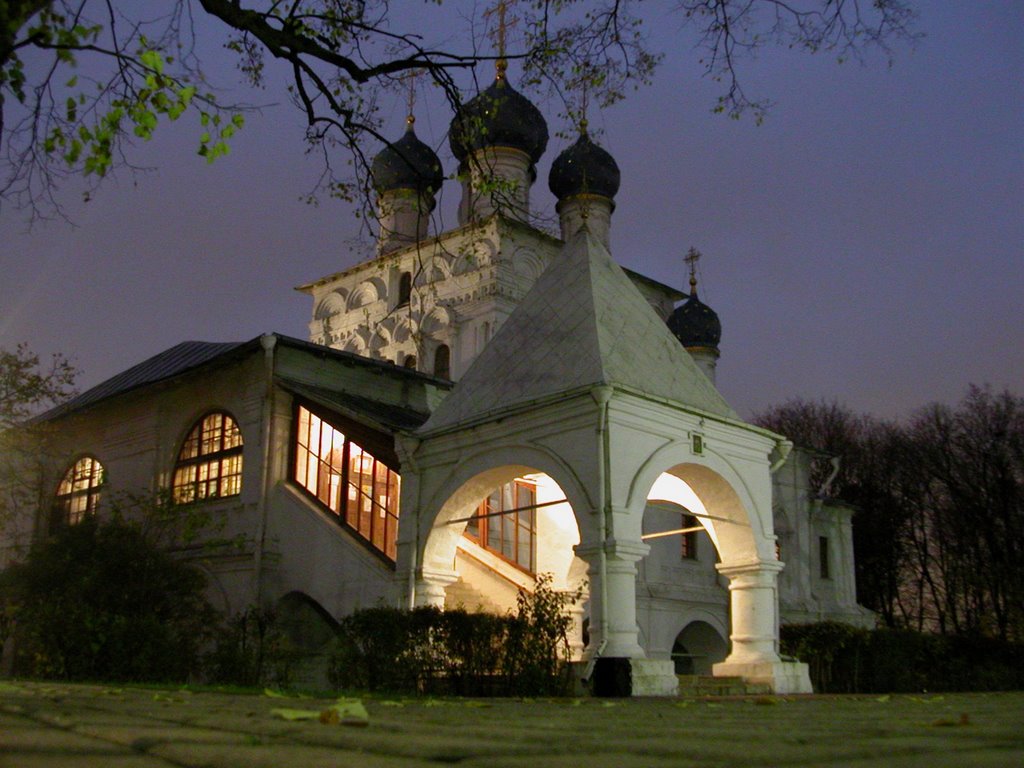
[672,621,729,675]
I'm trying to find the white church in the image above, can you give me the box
[5,60,872,695]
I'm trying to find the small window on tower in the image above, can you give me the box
[397,271,412,307]
[819,536,831,579]
[433,344,451,379]
[403,355,417,370]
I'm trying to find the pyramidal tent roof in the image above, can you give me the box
[419,226,738,434]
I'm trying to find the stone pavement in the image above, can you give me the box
[2,681,1023,767]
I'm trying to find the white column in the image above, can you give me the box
[377,190,434,254]
[556,194,613,249]
[717,560,783,665]
[463,146,533,223]
[413,568,459,608]
[713,559,813,693]
[575,539,648,659]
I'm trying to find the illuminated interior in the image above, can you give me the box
[53,456,105,526]
[293,405,400,560]
[172,411,243,503]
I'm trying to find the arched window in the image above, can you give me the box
[433,344,451,379]
[172,411,243,503]
[53,456,104,527]
[397,271,412,307]
[403,354,417,370]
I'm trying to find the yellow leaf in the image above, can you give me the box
[271,707,320,721]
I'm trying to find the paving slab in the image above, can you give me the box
[1,682,1022,767]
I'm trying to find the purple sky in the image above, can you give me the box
[1,3,1021,422]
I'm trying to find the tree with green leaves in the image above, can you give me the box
[0,344,77,551]
[0,512,216,681]
[1,1,918,219]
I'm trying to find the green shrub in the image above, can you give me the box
[0,515,215,682]
[204,606,304,688]
[782,622,1024,693]
[328,576,578,696]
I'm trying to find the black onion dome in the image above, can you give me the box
[371,124,444,195]
[449,78,548,164]
[667,294,722,350]
[548,131,620,200]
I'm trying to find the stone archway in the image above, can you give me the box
[672,621,729,676]
[628,441,811,693]
[400,444,595,615]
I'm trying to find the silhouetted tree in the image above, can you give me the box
[2,1,918,218]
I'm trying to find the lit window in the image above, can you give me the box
[681,513,699,560]
[433,344,451,379]
[53,456,104,527]
[293,405,401,560]
[819,536,831,579]
[172,412,243,503]
[465,480,536,572]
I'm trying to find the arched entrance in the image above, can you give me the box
[400,447,592,652]
[672,621,729,675]
[630,448,811,693]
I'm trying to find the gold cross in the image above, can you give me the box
[685,247,702,295]
[484,0,516,78]
[402,69,421,127]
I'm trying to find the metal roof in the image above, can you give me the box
[278,379,430,433]
[35,334,451,423]
[37,340,251,421]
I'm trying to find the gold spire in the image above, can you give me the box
[485,0,514,81]
[403,69,420,129]
[579,64,590,135]
[685,247,702,297]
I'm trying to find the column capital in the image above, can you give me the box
[716,558,784,579]
[575,538,649,562]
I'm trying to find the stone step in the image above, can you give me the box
[444,577,503,614]
[677,674,773,697]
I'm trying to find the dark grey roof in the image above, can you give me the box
[449,77,549,165]
[667,294,722,351]
[549,132,621,201]
[278,379,430,433]
[371,124,444,195]
[36,334,452,423]
[37,340,251,421]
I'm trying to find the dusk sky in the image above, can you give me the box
[1,2,1020,422]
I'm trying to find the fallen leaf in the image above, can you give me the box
[321,699,369,727]
[271,707,320,721]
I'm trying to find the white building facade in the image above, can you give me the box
[3,66,871,695]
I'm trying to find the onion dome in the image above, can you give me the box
[549,129,620,200]
[370,120,444,195]
[449,73,549,165]
[668,293,722,351]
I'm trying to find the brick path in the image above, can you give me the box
[2,681,1022,767]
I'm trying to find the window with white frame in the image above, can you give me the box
[171,412,243,503]
[53,456,104,527]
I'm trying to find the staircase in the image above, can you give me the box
[444,577,504,614]
[676,674,773,697]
